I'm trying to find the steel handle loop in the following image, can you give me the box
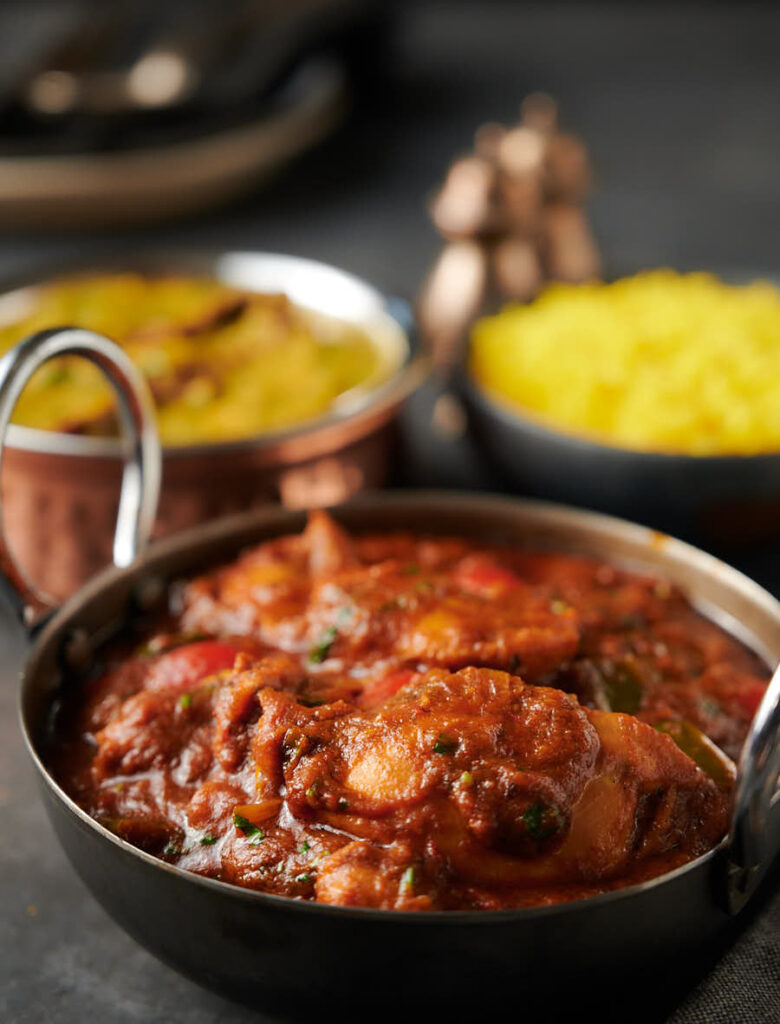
[0,327,161,624]
[726,661,780,912]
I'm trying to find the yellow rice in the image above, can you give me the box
[470,270,780,455]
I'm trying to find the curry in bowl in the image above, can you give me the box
[52,511,769,910]
[0,273,392,445]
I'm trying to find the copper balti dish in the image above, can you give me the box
[0,251,424,598]
[4,328,779,1007]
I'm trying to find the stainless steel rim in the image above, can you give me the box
[18,491,780,920]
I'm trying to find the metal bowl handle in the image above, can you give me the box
[0,327,161,625]
[726,661,780,912]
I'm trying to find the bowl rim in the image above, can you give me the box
[19,490,780,923]
[0,250,429,459]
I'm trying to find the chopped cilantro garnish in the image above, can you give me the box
[233,812,264,840]
[163,843,181,857]
[433,733,458,755]
[402,563,420,575]
[295,873,312,883]
[199,835,217,846]
[400,866,415,893]
[459,771,474,787]
[337,796,349,810]
[300,841,310,853]
[620,613,646,630]
[523,803,543,839]
[178,693,192,710]
[523,802,561,841]
[698,696,721,717]
[309,626,338,664]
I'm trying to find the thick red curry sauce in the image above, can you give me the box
[52,512,770,910]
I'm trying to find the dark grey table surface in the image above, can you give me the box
[2,3,779,1022]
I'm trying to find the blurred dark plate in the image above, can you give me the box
[0,57,346,229]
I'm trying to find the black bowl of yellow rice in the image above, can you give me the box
[464,270,780,552]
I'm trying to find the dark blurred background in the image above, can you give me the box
[0,0,777,292]
[1,1,775,559]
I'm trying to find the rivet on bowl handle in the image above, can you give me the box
[0,327,161,625]
[726,662,780,913]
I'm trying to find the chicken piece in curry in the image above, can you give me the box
[53,512,769,910]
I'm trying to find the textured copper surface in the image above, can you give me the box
[2,425,392,599]
[0,250,423,599]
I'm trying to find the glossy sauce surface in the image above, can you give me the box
[52,513,770,910]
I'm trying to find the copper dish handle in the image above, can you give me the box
[726,661,780,912]
[0,327,161,625]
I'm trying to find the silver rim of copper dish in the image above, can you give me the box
[0,250,428,462]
